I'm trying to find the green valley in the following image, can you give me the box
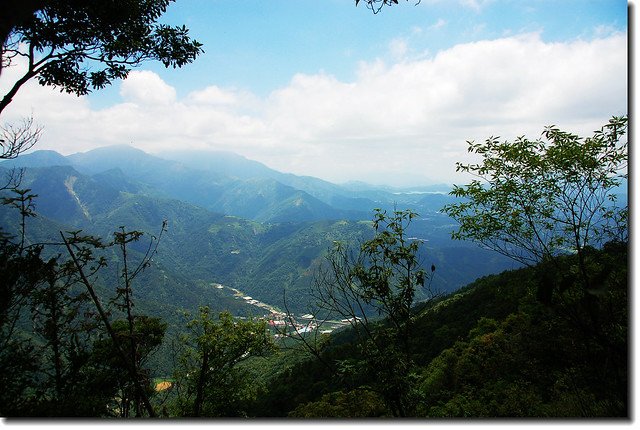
[0,138,627,418]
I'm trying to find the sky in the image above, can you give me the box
[0,0,629,187]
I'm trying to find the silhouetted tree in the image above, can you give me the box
[0,191,107,416]
[0,190,45,415]
[89,316,166,417]
[294,209,437,416]
[61,224,167,417]
[0,0,203,116]
[1,116,42,160]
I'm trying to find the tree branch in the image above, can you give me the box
[59,230,156,418]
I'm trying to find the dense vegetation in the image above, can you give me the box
[0,150,516,316]
[0,1,629,419]
[0,186,628,417]
[252,240,627,417]
[0,118,629,418]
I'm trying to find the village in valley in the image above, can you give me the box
[209,282,352,339]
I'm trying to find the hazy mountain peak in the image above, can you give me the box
[67,144,178,175]
[157,149,277,180]
[0,149,70,168]
[73,143,143,154]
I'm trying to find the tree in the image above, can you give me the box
[60,224,168,417]
[0,188,41,350]
[297,208,437,416]
[90,316,166,417]
[108,224,166,416]
[27,256,92,414]
[0,189,47,416]
[172,307,276,417]
[0,189,109,416]
[288,388,388,418]
[320,209,433,349]
[0,0,203,116]
[0,1,44,70]
[442,116,628,301]
[0,183,169,417]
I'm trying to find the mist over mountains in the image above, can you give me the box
[0,145,515,316]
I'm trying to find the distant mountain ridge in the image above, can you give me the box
[2,149,72,168]
[0,146,518,316]
[2,145,458,223]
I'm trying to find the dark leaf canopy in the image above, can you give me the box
[1,0,202,115]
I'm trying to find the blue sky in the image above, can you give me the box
[103,0,627,100]
[139,0,627,95]
[0,0,629,186]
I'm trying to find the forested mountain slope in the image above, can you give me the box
[251,241,628,417]
[0,149,627,418]
[0,149,516,317]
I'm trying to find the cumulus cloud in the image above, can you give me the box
[254,32,626,183]
[0,32,627,186]
[119,70,176,105]
[186,85,260,110]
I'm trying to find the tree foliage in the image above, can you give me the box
[0,189,112,416]
[314,209,434,342]
[417,245,628,417]
[0,191,48,415]
[263,241,627,418]
[443,116,627,298]
[171,307,276,417]
[288,388,387,417]
[0,0,203,116]
[60,224,168,417]
[90,316,167,417]
[299,208,436,416]
[0,185,171,416]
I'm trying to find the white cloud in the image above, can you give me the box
[186,85,260,111]
[388,38,409,60]
[0,32,627,186]
[119,70,176,105]
[252,33,626,184]
[429,18,447,31]
[459,0,494,12]
[593,24,623,38]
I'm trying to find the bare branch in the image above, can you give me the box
[1,116,43,159]
[0,167,24,192]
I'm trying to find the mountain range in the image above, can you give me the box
[0,145,517,318]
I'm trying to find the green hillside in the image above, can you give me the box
[0,164,628,418]
[0,160,515,318]
[250,241,628,417]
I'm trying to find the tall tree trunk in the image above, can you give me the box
[193,349,210,417]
